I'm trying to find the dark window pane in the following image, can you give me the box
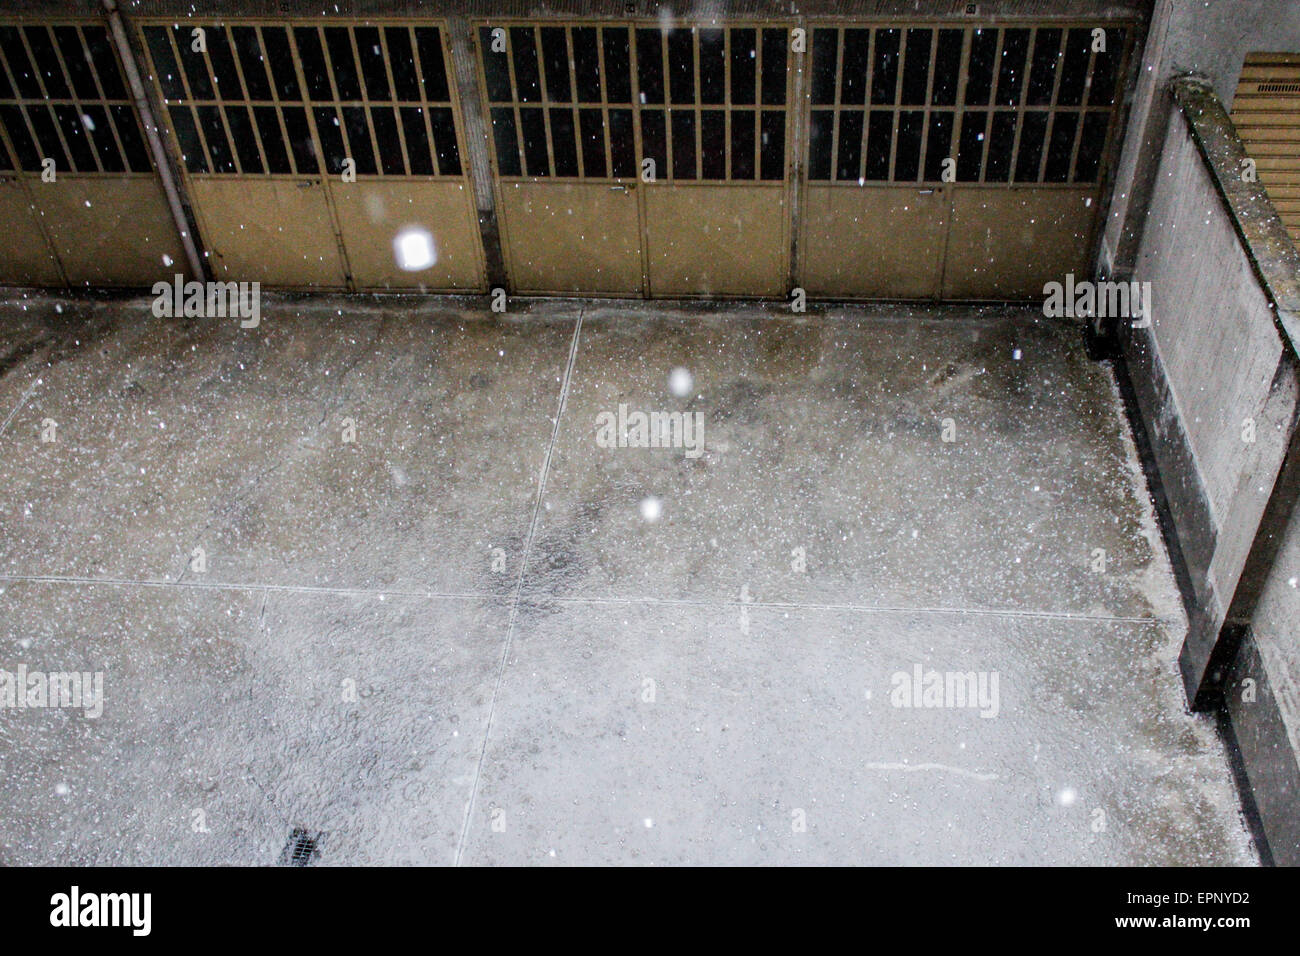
[985,110,1017,182]
[1014,110,1048,181]
[871,29,900,105]
[1074,110,1109,181]
[511,27,541,103]
[356,28,391,102]
[370,107,403,174]
[254,106,291,173]
[1089,28,1125,106]
[295,28,332,100]
[1057,28,1092,105]
[416,28,449,101]
[0,28,41,99]
[836,110,863,181]
[206,27,243,101]
[996,29,1030,106]
[602,29,631,103]
[923,111,953,181]
[700,29,725,105]
[956,110,985,181]
[808,109,832,180]
[761,29,786,105]
[932,29,962,105]
[490,107,520,175]
[865,110,892,180]
[809,29,836,105]
[732,28,758,105]
[701,109,725,179]
[549,107,578,176]
[519,106,548,175]
[730,109,754,179]
[232,27,272,101]
[1044,111,1078,182]
[900,29,932,106]
[55,27,95,99]
[541,27,570,103]
[760,110,784,179]
[387,28,421,101]
[312,106,347,173]
[965,28,997,105]
[167,106,206,171]
[144,27,185,99]
[281,106,317,173]
[399,106,433,174]
[27,106,68,170]
[0,107,39,169]
[430,107,461,175]
[1027,28,1061,106]
[609,108,634,176]
[84,27,125,99]
[640,108,666,177]
[481,27,513,103]
[579,108,606,178]
[225,106,263,174]
[667,30,694,104]
[173,25,213,99]
[671,109,695,179]
[636,30,664,104]
[26,27,69,99]
[263,29,300,100]
[840,29,870,105]
[0,135,10,170]
[112,104,152,171]
[341,106,375,173]
[894,110,923,180]
[198,105,234,172]
[54,104,97,172]
[573,27,601,103]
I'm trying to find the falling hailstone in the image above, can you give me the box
[393,227,437,271]
[639,495,663,522]
[667,366,694,397]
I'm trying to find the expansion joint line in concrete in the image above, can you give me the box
[453,307,585,866]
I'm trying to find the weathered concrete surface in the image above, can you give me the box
[0,295,1255,865]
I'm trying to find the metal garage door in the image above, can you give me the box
[138,19,486,291]
[1231,53,1300,249]
[0,20,189,287]
[799,21,1132,299]
[478,21,794,297]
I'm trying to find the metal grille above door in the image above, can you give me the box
[478,21,794,297]
[800,22,1131,299]
[139,20,485,291]
[0,20,189,287]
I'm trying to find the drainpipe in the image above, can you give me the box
[101,0,205,281]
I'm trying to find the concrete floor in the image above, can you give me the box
[0,294,1255,865]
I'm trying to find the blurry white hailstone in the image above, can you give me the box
[639,495,663,522]
[1056,788,1077,807]
[668,366,694,397]
[393,227,437,271]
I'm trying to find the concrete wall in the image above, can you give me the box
[1103,0,1300,276]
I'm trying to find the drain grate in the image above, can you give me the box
[279,828,323,867]
[1259,81,1300,93]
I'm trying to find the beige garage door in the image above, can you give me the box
[139,19,486,292]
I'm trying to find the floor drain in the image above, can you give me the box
[280,828,323,866]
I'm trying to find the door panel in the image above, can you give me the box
[0,178,62,286]
[330,181,485,290]
[942,187,1095,299]
[644,185,786,296]
[801,184,949,298]
[39,179,186,286]
[500,182,641,294]
[192,178,346,288]
[139,20,483,291]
